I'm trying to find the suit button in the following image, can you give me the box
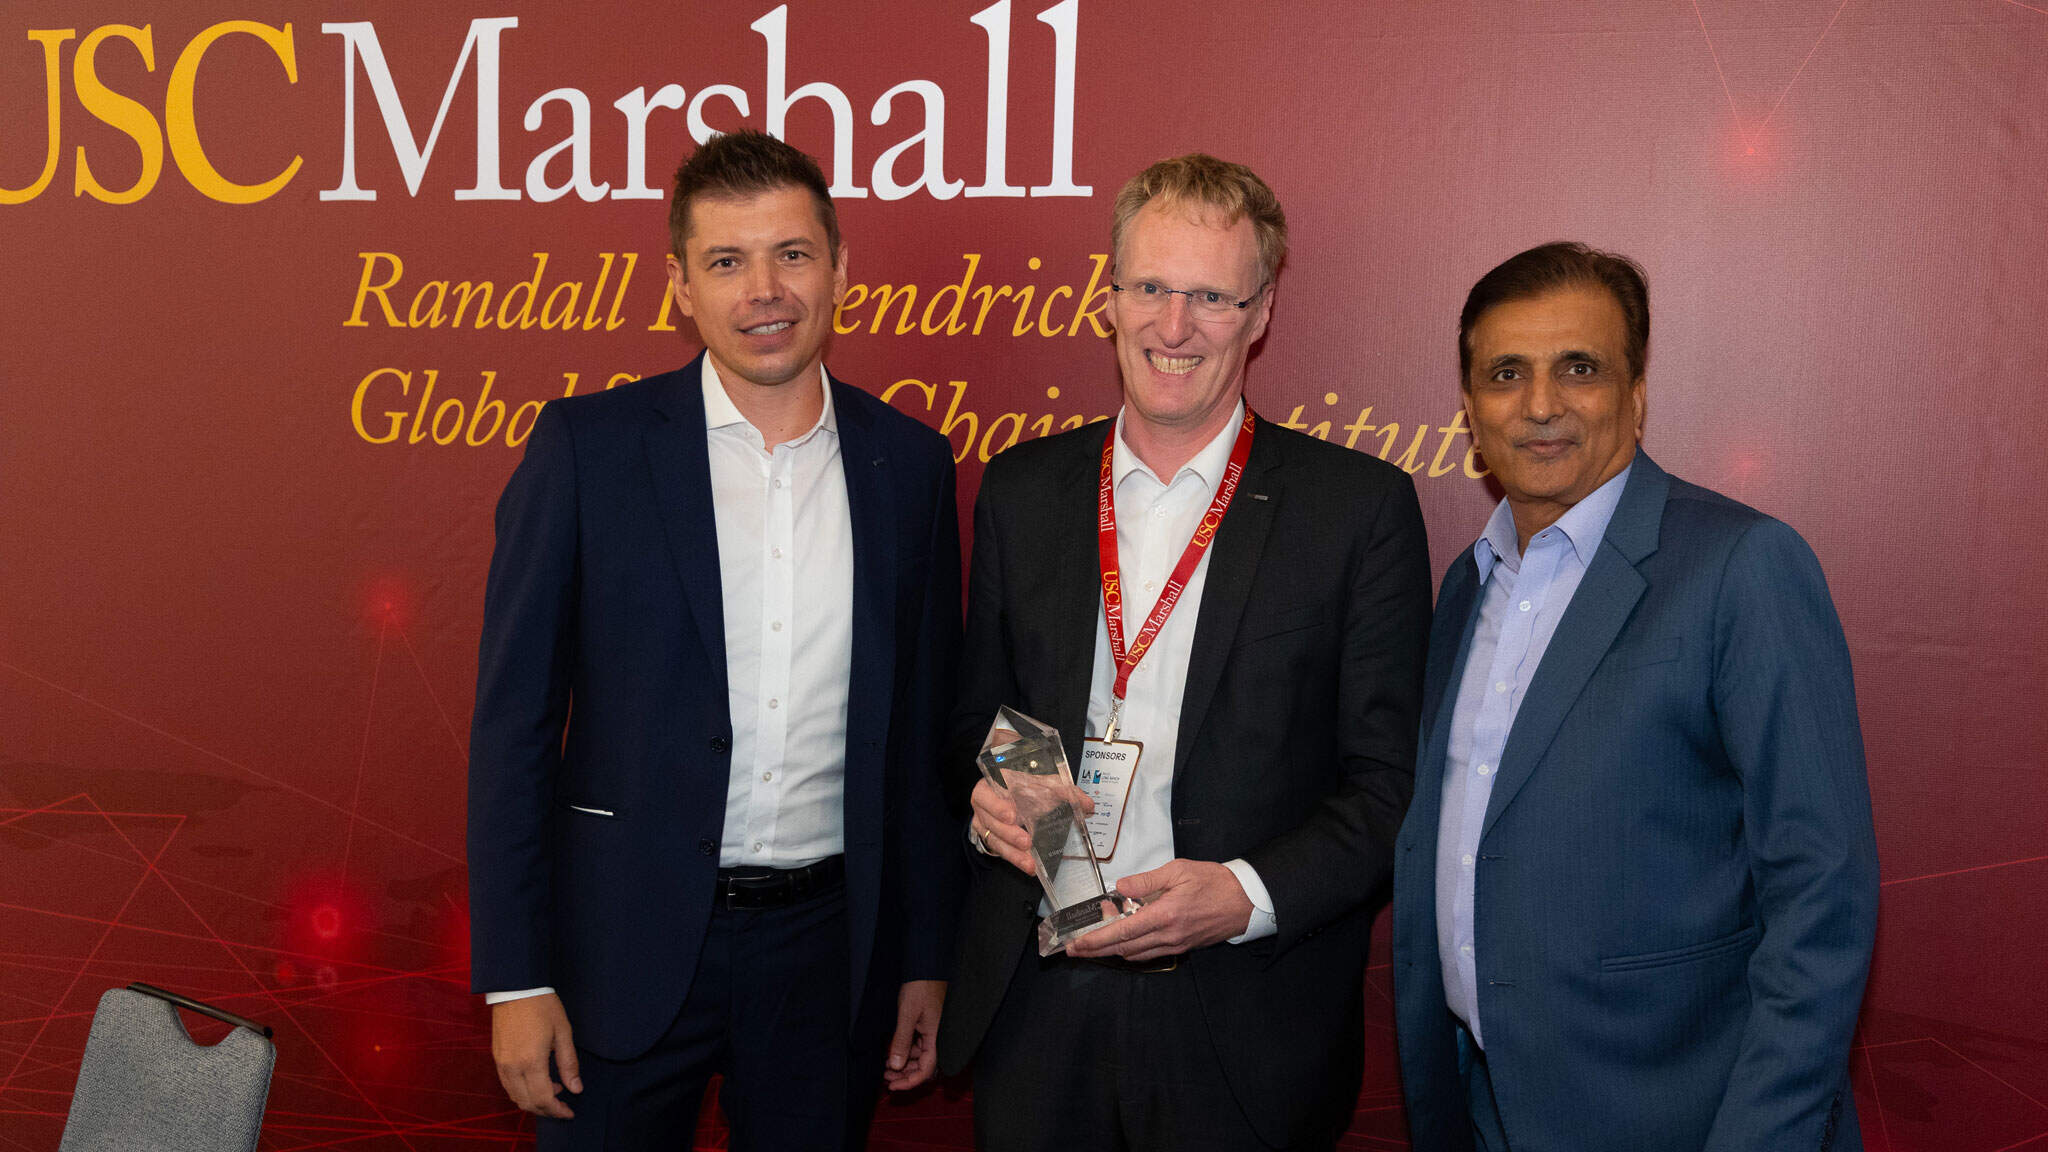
[709,736,730,753]
[698,838,716,855]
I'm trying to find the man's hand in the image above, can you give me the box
[491,993,582,1119]
[969,777,1093,876]
[883,979,946,1091]
[1066,859,1253,963]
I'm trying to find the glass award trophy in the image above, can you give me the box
[977,706,1139,955]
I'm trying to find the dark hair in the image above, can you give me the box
[668,130,839,260]
[1458,242,1649,384]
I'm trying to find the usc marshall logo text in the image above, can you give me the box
[2,2,1090,206]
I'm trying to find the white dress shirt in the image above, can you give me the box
[1076,402,1275,943]
[486,360,855,1006]
[1436,464,1630,1044]
[702,359,854,869]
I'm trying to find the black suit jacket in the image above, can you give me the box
[936,414,1432,1147]
[467,353,963,1061]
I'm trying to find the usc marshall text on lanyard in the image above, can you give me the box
[1096,406,1257,744]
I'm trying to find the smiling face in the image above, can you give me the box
[1109,200,1273,452]
[1463,284,1646,547]
[666,184,847,392]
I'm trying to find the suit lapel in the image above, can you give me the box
[832,375,892,1021]
[1413,554,1484,823]
[1052,429,1111,758]
[833,376,895,784]
[1173,417,1281,788]
[644,355,729,699]
[1480,453,1669,842]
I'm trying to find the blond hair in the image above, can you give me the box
[1109,154,1287,281]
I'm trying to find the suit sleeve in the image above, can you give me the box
[466,402,578,994]
[897,442,966,980]
[1248,470,1433,951]
[945,464,1024,859]
[1702,519,1879,1151]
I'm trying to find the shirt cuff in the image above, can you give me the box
[484,986,555,1005]
[1221,858,1277,943]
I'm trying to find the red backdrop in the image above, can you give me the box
[4,1,2044,1148]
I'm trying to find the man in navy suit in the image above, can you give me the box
[1392,243,1878,1151]
[467,130,962,1150]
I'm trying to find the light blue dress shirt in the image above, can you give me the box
[1436,463,1632,1047]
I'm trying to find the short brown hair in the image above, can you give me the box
[668,130,839,260]
[1110,154,1287,283]
[1459,242,1650,384]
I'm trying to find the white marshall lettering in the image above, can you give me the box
[320,18,518,201]
[321,4,1089,204]
[524,87,609,202]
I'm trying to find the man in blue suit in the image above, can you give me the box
[1392,242,1878,1151]
[467,131,962,1149]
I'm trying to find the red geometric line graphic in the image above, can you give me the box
[1992,1132,2048,1152]
[1881,853,2048,887]
[341,620,391,888]
[1861,1043,1896,1152]
[0,810,182,1096]
[0,658,462,864]
[80,797,432,1152]
[1684,0,1857,150]
[0,809,449,954]
[1997,0,2048,18]
[398,626,471,764]
[1753,0,1853,137]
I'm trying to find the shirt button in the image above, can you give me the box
[1460,944,1474,957]
[773,478,785,489]
[1518,600,1532,612]
[768,698,780,709]
[1495,681,1508,693]
[1477,763,1493,777]
[1462,854,1474,867]
[771,546,784,559]
[771,621,783,632]
[1144,580,1157,592]
[751,841,763,853]
[762,771,773,782]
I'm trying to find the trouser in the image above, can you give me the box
[972,952,1332,1152]
[537,885,878,1151]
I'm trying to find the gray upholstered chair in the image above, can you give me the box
[58,983,276,1152]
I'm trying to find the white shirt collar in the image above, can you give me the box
[1110,400,1247,491]
[700,357,837,445]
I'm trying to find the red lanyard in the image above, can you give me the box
[1096,407,1255,740]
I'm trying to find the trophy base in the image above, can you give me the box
[1037,894,1139,956]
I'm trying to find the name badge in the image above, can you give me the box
[1077,738,1142,859]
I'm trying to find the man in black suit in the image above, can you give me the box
[468,130,962,1150]
[937,154,1433,1151]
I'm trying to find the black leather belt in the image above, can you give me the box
[713,855,845,911]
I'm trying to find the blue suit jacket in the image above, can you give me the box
[1392,452,1877,1152]
[467,354,963,1060]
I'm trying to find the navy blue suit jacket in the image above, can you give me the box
[467,354,963,1061]
[1392,453,1877,1151]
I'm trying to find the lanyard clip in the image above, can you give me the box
[1102,697,1124,744]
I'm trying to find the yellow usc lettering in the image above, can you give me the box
[3,22,300,205]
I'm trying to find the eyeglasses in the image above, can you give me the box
[1110,279,1268,319]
